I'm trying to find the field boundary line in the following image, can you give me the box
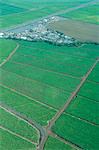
[0,83,57,112]
[16,52,94,70]
[47,59,99,129]
[0,7,44,18]
[1,0,98,32]
[78,94,98,103]
[0,125,37,145]
[38,58,99,150]
[20,44,96,61]
[0,104,40,136]
[0,67,73,94]
[87,79,99,84]
[78,95,99,103]
[0,104,46,146]
[10,60,80,80]
[0,44,19,67]
[65,112,99,126]
[49,131,82,150]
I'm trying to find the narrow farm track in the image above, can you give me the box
[0,44,19,67]
[0,125,37,145]
[1,0,98,32]
[38,58,99,150]
[0,104,46,148]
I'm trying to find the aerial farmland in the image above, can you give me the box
[0,0,99,150]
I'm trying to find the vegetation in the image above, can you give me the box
[0,39,17,64]
[61,4,99,24]
[88,62,99,82]
[0,2,26,16]
[2,61,80,92]
[10,46,94,78]
[79,81,99,102]
[0,128,36,150]
[44,136,75,150]
[0,107,39,143]
[52,114,99,150]
[0,85,56,126]
[66,96,99,124]
[0,0,93,29]
[18,40,99,59]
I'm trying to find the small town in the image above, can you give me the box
[0,16,79,46]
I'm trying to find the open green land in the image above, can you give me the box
[0,128,36,150]
[1,61,80,92]
[0,68,70,109]
[0,85,56,126]
[52,114,99,150]
[18,40,99,59]
[0,107,39,143]
[88,62,99,82]
[0,0,92,29]
[79,81,99,102]
[44,136,75,150]
[0,2,26,16]
[0,39,17,64]
[61,3,99,24]
[9,45,95,77]
[66,96,99,124]
[0,38,99,149]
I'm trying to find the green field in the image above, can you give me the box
[0,39,99,149]
[66,96,99,124]
[79,81,99,102]
[9,45,94,78]
[0,0,99,149]
[61,3,99,24]
[0,128,36,150]
[0,0,93,29]
[0,85,56,126]
[52,114,99,150]
[0,2,26,16]
[1,61,80,92]
[0,39,17,64]
[88,62,99,82]
[0,107,39,143]
[18,40,99,59]
[44,136,75,150]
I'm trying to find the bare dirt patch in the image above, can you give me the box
[48,19,99,43]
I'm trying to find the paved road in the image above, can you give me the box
[0,0,98,33]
